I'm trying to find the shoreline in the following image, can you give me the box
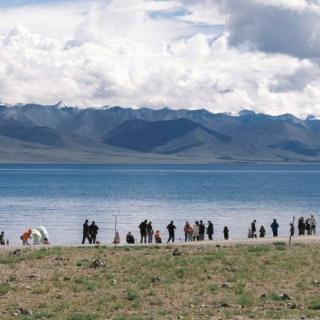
[1,235,320,250]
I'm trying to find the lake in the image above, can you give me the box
[0,164,319,245]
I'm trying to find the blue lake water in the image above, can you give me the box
[0,164,319,245]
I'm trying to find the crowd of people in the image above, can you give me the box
[249,219,279,238]
[129,219,231,244]
[248,215,316,239]
[123,215,317,244]
[298,215,316,235]
[0,215,317,247]
[135,220,163,244]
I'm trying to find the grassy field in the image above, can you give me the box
[1,243,320,320]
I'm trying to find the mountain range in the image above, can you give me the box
[0,102,320,163]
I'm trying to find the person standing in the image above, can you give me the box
[207,221,214,240]
[271,219,279,237]
[310,215,316,235]
[147,221,154,243]
[167,221,176,243]
[305,219,311,235]
[89,221,99,244]
[290,223,295,237]
[192,221,200,241]
[139,220,148,244]
[0,231,4,245]
[251,219,257,238]
[223,226,229,240]
[259,225,266,238]
[199,220,205,241]
[184,222,192,242]
[187,224,193,241]
[82,220,90,244]
[298,217,305,236]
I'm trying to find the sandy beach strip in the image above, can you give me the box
[1,235,320,251]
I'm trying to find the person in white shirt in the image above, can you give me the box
[192,221,200,241]
[310,214,316,235]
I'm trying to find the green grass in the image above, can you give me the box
[19,311,53,319]
[73,276,99,292]
[1,244,320,319]
[67,314,98,320]
[0,283,9,296]
[126,288,140,301]
[309,296,320,310]
[237,290,255,307]
[208,283,219,294]
[0,247,63,265]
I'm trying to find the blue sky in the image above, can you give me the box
[0,0,319,117]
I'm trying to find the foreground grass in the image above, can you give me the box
[1,243,320,319]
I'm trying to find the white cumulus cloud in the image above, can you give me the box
[0,0,320,118]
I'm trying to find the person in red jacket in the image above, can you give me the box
[184,222,193,242]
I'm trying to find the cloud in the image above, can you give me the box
[2,24,319,118]
[0,0,320,118]
[0,0,89,40]
[219,0,320,60]
[270,62,320,92]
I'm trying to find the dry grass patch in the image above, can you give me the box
[1,243,320,319]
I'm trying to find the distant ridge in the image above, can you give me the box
[104,119,231,152]
[0,103,320,163]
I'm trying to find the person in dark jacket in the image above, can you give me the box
[251,219,257,238]
[223,226,229,240]
[126,232,135,244]
[82,220,90,244]
[259,225,266,238]
[290,223,295,237]
[298,217,305,236]
[305,219,311,235]
[139,220,148,244]
[147,221,154,243]
[167,220,176,243]
[199,220,205,241]
[0,231,4,245]
[207,221,214,240]
[89,221,99,244]
[271,219,279,237]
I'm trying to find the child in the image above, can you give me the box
[259,225,266,238]
[155,230,162,243]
